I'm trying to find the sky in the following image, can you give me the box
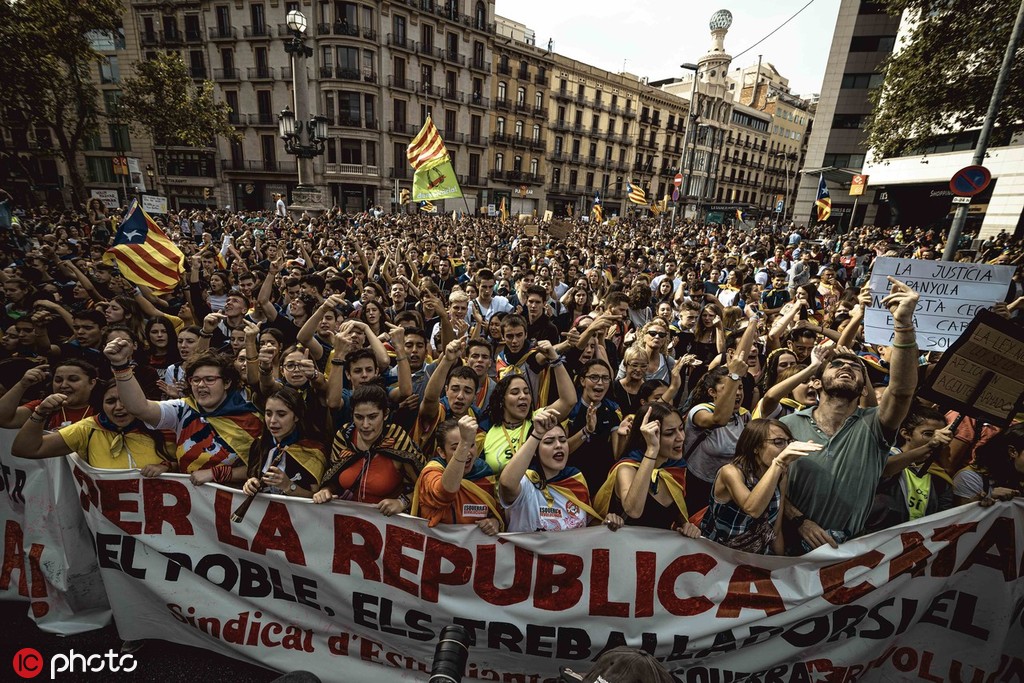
[493,0,841,97]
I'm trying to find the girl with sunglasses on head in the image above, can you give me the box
[700,418,820,554]
[241,387,326,500]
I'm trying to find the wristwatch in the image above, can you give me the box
[728,372,742,381]
[288,483,297,492]
[792,515,808,528]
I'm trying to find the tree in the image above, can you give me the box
[866,0,1024,160]
[0,0,123,207]
[117,52,240,194]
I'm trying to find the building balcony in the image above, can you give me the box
[489,170,542,185]
[140,32,159,47]
[213,67,240,81]
[184,29,203,44]
[387,76,418,94]
[468,93,490,109]
[442,49,465,66]
[161,30,182,45]
[325,163,380,176]
[554,88,571,102]
[469,58,490,73]
[189,67,208,79]
[514,101,531,115]
[221,159,298,173]
[442,89,464,104]
[247,113,276,126]
[622,107,636,119]
[208,26,236,40]
[247,67,276,81]
[495,97,510,111]
[420,82,442,98]
[322,66,377,83]
[243,25,273,39]
[386,33,415,52]
[460,175,485,186]
[467,135,488,147]
[527,136,546,150]
[389,166,411,180]
[497,63,512,76]
[388,122,420,136]
[534,73,547,87]
[530,106,548,119]
[418,42,442,60]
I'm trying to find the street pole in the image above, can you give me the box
[679,63,700,223]
[942,0,1024,261]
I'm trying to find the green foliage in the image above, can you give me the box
[866,0,1024,159]
[0,0,123,204]
[118,52,240,149]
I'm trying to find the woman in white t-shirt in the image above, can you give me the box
[498,408,623,533]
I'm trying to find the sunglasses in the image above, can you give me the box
[647,330,668,338]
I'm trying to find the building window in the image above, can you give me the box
[840,73,884,89]
[532,124,540,142]
[497,81,506,101]
[496,117,505,135]
[495,153,504,171]
[529,158,538,175]
[513,155,522,172]
[514,120,523,139]
[516,86,526,106]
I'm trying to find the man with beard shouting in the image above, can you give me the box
[781,277,920,552]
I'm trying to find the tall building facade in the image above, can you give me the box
[794,0,899,227]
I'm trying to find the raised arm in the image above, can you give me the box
[498,408,557,504]
[104,339,163,425]
[11,393,75,459]
[536,340,576,419]
[257,256,285,322]
[837,287,871,349]
[618,408,661,519]
[419,339,462,432]
[0,367,49,429]
[298,295,346,361]
[877,277,921,438]
[441,415,478,493]
[691,358,747,428]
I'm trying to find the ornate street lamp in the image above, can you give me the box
[279,9,327,212]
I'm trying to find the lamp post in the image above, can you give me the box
[279,9,328,214]
[671,62,700,227]
[145,164,155,195]
[772,151,797,229]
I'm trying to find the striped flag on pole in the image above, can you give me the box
[626,181,647,205]
[102,199,184,294]
[407,116,463,201]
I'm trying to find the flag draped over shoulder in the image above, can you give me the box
[626,181,647,206]
[102,199,184,294]
[815,173,832,222]
[407,116,463,202]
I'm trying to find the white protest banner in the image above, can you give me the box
[90,189,120,211]
[142,194,168,214]
[69,458,1024,682]
[865,257,1015,351]
[127,157,146,193]
[0,431,111,634]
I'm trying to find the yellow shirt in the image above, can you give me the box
[58,417,168,469]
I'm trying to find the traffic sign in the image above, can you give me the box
[850,174,868,197]
[672,188,680,202]
[775,199,784,213]
[673,173,683,188]
[950,165,991,197]
[951,196,971,205]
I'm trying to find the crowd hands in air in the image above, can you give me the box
[2,199,1024,557]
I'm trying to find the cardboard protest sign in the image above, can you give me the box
[865,257,1015,351]
[548,220,570,240]
[918,309,1024,427]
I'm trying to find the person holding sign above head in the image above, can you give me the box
[411,414,503,535]
[498,407,623,533]
[780,278,921,553]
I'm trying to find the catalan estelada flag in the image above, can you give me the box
[815,173,831,222]
[407,116,463,202]
[626,181,647,205]
[591,191,603,223]
[419,200,437,213]
[103,199,184,294]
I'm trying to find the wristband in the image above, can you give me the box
[29,412,48,424]
[548,355,566,367]
[643,455,657,460]
[110,361,132,371]
[330,359,346,366]
[199,331,214,338]
[395,355,409,362]
[113,369,135,381]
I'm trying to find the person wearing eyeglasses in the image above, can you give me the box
[565,359,623,497]
[780,278,921,553]
[103,340,262,486]
[616,318,675,384]
[12,379,175,474]
[700,418,820,555]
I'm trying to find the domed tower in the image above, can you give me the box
[700,9,733,92]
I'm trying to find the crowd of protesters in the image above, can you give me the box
[2,195,1023,563]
